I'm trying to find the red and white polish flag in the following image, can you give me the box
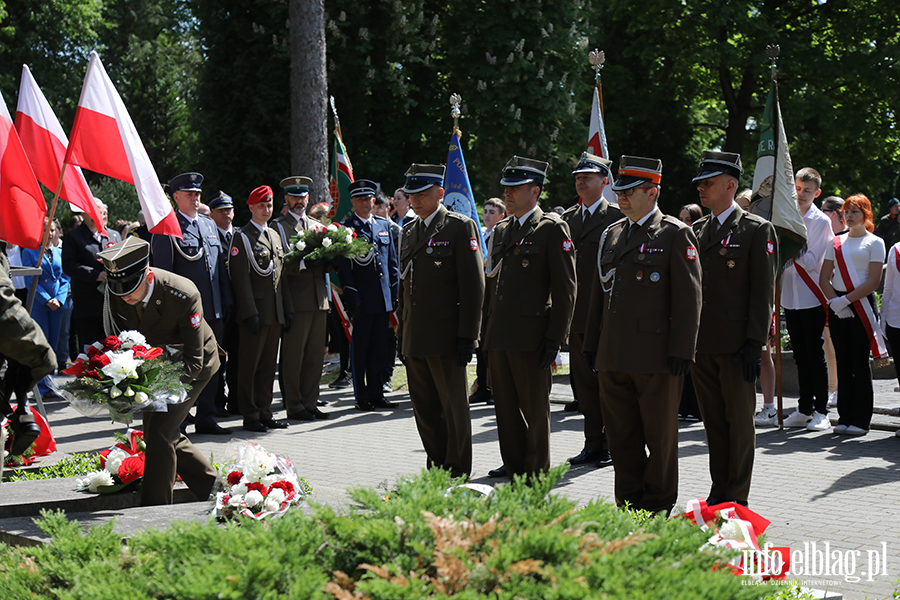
[0,90,46,249]
[64,51,180,238]
[15,64,106,235]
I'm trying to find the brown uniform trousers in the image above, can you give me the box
[584,209,702,513]
[692,206,776,504]
[484,207,575,478]
[399,206,484,477]
[272,214,330,415]
[229,223,292,422]
[107,268,219,506]
[562,198,622,452]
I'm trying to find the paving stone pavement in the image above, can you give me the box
[4,365,900,600]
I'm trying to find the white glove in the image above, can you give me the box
[829,295,851,314]
[835,306,855,319]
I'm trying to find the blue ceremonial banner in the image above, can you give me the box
[444,131,487,258]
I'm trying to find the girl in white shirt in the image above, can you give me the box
[819,194,886,435]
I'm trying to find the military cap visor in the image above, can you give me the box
[169,172,203,192]
[402,164,445,194]
[349,179,378,198]
[571,152,612,176]
[98,238,151,296]
[499,156,549,187]
[692,151,743,182]
[280,176,312,196]
[610,156,663,192]
[209,191,234,210]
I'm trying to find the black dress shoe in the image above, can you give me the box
[329,374,353,388]
[310,407,329,420]
[215,408,231,418]
[10,412,40,456]
[468,387,493,404]
[371,398,396,409]
[355,401,375,411]
[705,496,725,506]
[487,465,507,478]
[564,400,580,413]
[243,420,267,433]
[568,448,602,465]
[317,399,328,406]
[261,418,289,429]
[195,422,232,435]
[595,449,613,468]
[287,410,316,421]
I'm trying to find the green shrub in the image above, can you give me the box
[5,453,100,482]
[0,467,768,599]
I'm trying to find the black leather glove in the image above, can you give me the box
[283,312,294,333]
[538,338,560,370]
[583,351,598,375]
[732,340,762,383]
[346,304,360,320]
[456,338,476,367]
[245,314,261,336]
[668,356,692,377]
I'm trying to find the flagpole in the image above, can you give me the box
[25,163,67,314]
[450,93,462,138]
[589,49,605,120]
[765,44,785,429]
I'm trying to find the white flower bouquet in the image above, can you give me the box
[212,440,309,520]
[60,331,188,424]
[284,222,373,263]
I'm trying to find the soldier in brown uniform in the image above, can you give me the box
[483,156,576,480]
[98,237,219,506]
[583,156,702,515]
[229,185,293,433]
[561,152,621,469]
[272,176,329,421]
[397,164,485,478]
[690,151,776,506]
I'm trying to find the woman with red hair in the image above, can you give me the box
[819,194,887,435]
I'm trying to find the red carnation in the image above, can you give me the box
[86,344,101,358]
[89,352,112,369]
[86,369,102,381]
[246,482,268,496]
[227,471,243,485]
[118,455,145,483]
[270,480,295,496]
[103,335,122,351]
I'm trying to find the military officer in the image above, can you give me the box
[483,156,576,480]
[229,185,293,432]
[691,150,776,507]
[152,172,233,435]
[98,237,219,506]
[583,156,702,515]
[208,191,239,415]
[561,152,622,469]
[339,179,399,411]
[398,164,485,477]
[272,176,330,421]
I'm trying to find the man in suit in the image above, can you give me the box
[272,176,330,421]
[97,237,219,506]
[209,191,239,416]
[62,196,121,351]
[690,150,776,507]
[339,179,399,411]
[561,152,622,469]
[583,156,702,515]
[152,172,232,435]
[398,163,485,477]
[483,156,576,480]
[228,185,293,432]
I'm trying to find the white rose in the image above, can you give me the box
[326,224,338,232]
[344,231,353,243]
[321,238,332,248]
[118,331,146,350]
[295,240,306,251]
[267,488,286,505]
[244,490,264,507]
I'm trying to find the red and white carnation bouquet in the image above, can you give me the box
[75,429,146,494]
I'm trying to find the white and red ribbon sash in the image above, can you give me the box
[329,283,353,342]
[794,264,829,322]
[833,234,889,359]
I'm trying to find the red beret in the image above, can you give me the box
[248,185,273,205]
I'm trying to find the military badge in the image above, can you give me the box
[685,247,697,261]
[650,272,660,282]
[719,248,728,256]
[562,239,573,253]
[522,258,530,268]
[636,271,643,281]
[470,238,478,251]
[106,242,116,248]
[231,246,239,257]
[767,240,774,255]
[190,312,201,329]
[727,260,736,269]
[434,261,442,268]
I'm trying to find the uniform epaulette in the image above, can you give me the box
[445,211,467,222]
[561,205,580,218]
[373,215,388,222]
[660,214,685,227]
[164,283,191,302]
[742,212,765,223]
[610,216,630,230]
[542,212,562,222]
[308,216,324,227]
[402,218,419,232]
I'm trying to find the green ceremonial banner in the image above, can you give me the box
[749,81,807,273]
[328,128,354,223]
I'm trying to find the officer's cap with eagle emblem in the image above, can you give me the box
[499,155,549,187]
[402,164,445,194]
[168,172,203,193]
[280,176,313,197]
[572,152,612,178]
[98,237,151,296]
[692,150,743,182]
[348,179,378,198]
[208,191,233,210]
[611,156,663,192]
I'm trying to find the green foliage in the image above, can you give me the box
[0,467,761,599]
[91,177,142,226]
[759,582,817,600]
[5,452,100,481]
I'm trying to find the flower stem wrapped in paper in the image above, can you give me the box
[283,222,373,265]
[59,331,189,424]
[212,440,309,520]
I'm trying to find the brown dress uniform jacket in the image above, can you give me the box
[229,223,292,325]
[271,214,329,312]
[398,205,485,356]
[484,207,576,351]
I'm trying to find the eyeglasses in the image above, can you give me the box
[616,185,657,197]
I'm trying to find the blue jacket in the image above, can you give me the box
[22,245,69,306]
[339,213,398,313]
[152,212,233,321]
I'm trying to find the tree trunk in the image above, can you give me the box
[289,0,328,207]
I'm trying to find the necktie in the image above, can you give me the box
[582,209,589,225]
[225,231,232,247]
[627,222,638,240]
[135,301,145,320]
